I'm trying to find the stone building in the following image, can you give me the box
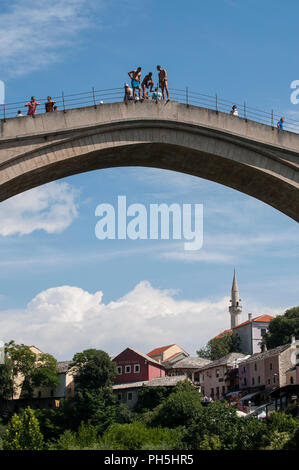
[238,336,297,393]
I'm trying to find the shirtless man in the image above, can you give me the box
[45,96,56,112]
[142,72,154,99]
[128,67,142,99]
[157,65,169,100]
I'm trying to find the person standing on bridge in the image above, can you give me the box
[25,96,40,117]
[277,117,284,130]
[142,72,154,99]
[45,96,56,112]
[157,65,169,100]
[128,67,142,100]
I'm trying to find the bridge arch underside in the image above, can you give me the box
[0,122,298,221]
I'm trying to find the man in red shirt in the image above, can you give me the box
[25,96,40,117]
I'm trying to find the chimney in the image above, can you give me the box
[248,313,253,321]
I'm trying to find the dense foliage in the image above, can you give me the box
[1,345,299,451]
[197,332,241,360]
[4,341,59,399]
[264,306,299,349]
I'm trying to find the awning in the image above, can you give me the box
[240,391,261,402]
[226,390,242,397]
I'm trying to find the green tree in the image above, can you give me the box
[0,357,14,400]
[264,306,299,349]
[3,407,44,450]
[149,386,203,428]
[5,341,59,398]
[197,333,241,360]
[31,353,60,389]
[183,401,268,450]
[70,349,116,394]
[135,386,173,413]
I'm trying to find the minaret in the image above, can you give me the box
[229,269,242,328]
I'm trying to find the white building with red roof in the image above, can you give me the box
[212,272,274,355]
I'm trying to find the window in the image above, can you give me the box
[117,366,122,375]
[261,328,267,337]
[243,378,247,386]
[222,386,225,395]
[50,390,54,397]
[125,365,131,374]
[258,376,261,384]
[254,363,257,371]
[216,369,220,378]
[267,378,270,384]
[127,392,133,401]
[252,377,255,385]
[273,375,276,384]
[134,364,140,373]
[290,376,294,384]
[270,363,273,370]
[117,393,122,401]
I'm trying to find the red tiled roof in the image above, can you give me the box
[233,314,274,330]
[147,344,175,357]
[211,315,274,341]
[211,329,233,341]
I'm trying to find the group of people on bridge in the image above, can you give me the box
[17,96,58,117]
[125,65,169,103]
[16,69,285,130]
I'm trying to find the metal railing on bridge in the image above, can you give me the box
[1,86,299,135]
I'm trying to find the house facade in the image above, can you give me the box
[165,356,211,384]
[198,353,246,400]
[238,337,297,392]
[113,376,188,409]
[113,347,165,385]
[147,344,188,364]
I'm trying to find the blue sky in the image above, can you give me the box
[0,0,298,359]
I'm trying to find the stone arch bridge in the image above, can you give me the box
[0,101,298,221]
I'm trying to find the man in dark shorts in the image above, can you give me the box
[128,67,142,99]
[142,72,154,99]
[157,65,169,100]
[45,96,56,112]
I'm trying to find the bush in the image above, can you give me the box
[149,389,203,428]
[3,407,44,450]
[199,435,222,450]
[101,422,183,450]
[48,422,99,450]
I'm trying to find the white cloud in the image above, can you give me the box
[0,181,79,236]
[0,0,101,76]
[0,281,284,360]
[161,250,234,264]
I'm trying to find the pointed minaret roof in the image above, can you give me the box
[229,269,242,328]
[231,269,239,297]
